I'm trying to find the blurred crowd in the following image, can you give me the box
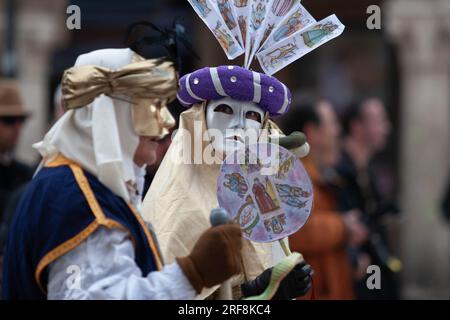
[284,97,402,299]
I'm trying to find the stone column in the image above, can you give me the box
[385,0,450,299]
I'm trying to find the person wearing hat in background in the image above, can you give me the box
[2,48,246,300]
[0,80,33,296]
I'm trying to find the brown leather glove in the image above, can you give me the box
[176,224,243,293]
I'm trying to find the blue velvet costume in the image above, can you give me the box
[2,156,162,300]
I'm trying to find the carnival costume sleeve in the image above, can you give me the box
[47,223,244,299]
[47,227,197,300]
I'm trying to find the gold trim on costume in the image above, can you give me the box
[34,220,99,293]
[127,204,163,270]
[34,154,162,293]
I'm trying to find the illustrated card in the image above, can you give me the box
[188,0,245,59]
[232,0,252,52]
[213,0,245,47]
[244,0,274,67]
[258,2,316,52]
[256,14,345,75]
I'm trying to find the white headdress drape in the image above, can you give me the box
[33,48,141,205]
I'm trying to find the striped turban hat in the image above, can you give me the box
[176,65,292,116]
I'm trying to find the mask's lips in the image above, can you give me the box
[225,135,244,144]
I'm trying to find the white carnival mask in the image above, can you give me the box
[206,97,265,156]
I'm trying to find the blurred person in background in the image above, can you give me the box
[0,80,33,295]
[335,97,400,300]
[442,176,450,223]
[286,100,367,299]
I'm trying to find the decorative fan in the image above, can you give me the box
[217,143,313,243]
[187,0,345,75]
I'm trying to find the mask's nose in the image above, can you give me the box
[229,109,246,130]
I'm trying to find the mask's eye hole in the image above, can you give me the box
[214,104,233,115]
[246,111,262,123]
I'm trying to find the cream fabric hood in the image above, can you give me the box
[141,103,278,299]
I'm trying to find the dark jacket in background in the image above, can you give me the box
[335,151,400,300]
[0,159,33,298]
[0,159,33,254]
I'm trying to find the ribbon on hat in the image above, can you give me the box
[62,58,178,110]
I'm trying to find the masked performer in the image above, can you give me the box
[142,0,344,300]
[142,65,314,299]
[2,48,245,300]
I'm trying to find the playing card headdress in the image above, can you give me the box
[178,0,345,116]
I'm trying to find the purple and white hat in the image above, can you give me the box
[176,65,292,116]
